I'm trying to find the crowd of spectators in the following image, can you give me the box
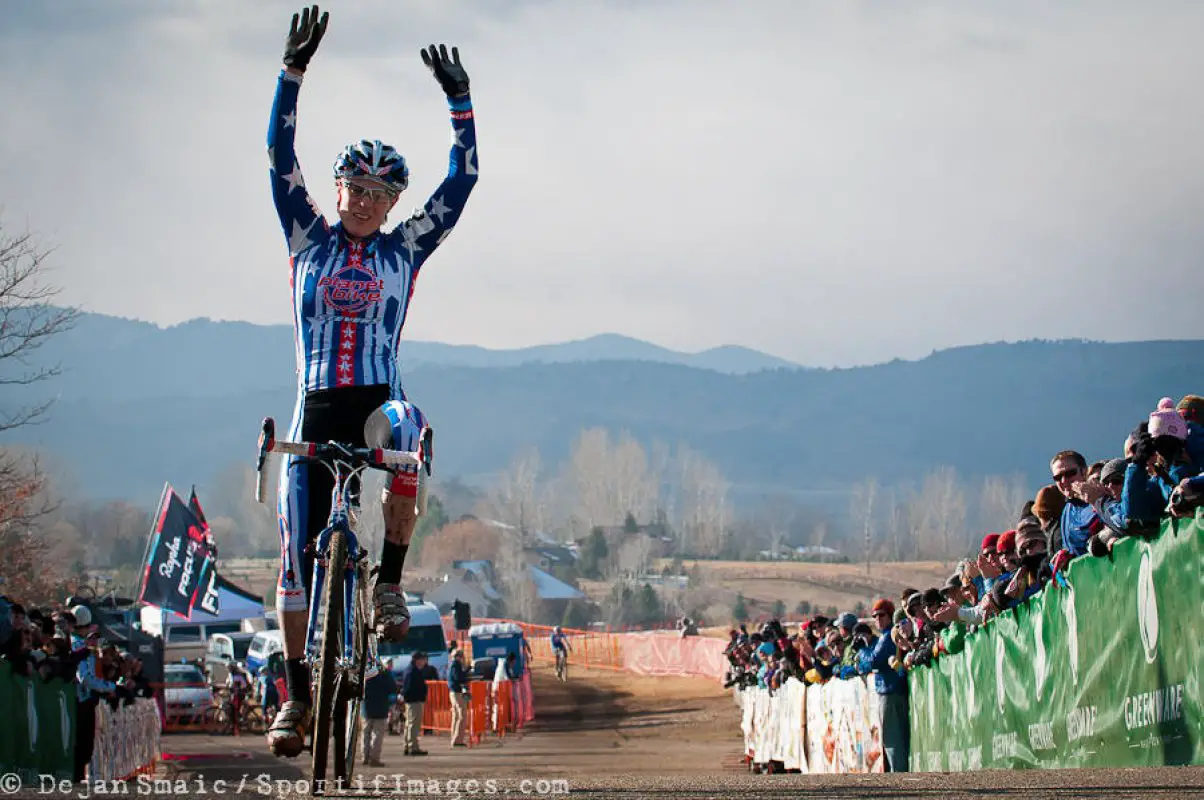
[724,394,1204,775]
[0,595,154,781]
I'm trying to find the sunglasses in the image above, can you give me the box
[343,181,398,205]
[1053,469,1080,483]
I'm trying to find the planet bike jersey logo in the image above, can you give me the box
[1137,546,1159,664]
[319,266,383,314]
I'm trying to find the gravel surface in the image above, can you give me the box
[41,668,1199,799]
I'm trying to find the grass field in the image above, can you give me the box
[679,558,953,617]
[218,555,954,624]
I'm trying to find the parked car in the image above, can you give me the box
[379,601,450,680]
[205,632,258,684]
[163,663,214,724]
[244,630,284,674]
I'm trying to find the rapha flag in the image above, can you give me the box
[138,483,219,618]
[187,486,221,616]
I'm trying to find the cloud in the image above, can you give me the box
[1,0,1201,366]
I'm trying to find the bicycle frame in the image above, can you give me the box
[296,458,376,671]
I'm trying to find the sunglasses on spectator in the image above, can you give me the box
[1053,469,1081,483]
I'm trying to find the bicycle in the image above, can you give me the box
[209,690,267,736]
[255,415,433,790]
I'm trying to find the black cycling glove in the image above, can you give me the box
[422,44,470,97]
[283,5,329,73]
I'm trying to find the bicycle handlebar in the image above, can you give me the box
[254,417,433,504]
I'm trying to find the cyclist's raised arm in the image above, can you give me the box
[267,6,330,260]
[393,45,479,267]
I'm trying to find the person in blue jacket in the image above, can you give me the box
[861,598,908,772]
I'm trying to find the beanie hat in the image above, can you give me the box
[1150,397,1188,440]
[996,529,1017,554]
[837,612,858,630]
[1100,458,1127,484]
[1032,485,1066,525]
[1016,516,1045,549]
[1177,395,1204,421]
[872,598,895,616]
[892,608,907,625]
[980,533,1000,552]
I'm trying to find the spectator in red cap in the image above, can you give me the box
[995,529,1019,576]
[971,533,1003,596]
[858,597,908,771]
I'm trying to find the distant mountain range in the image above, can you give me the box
[7,313,797,407]
[3,311,1200,510]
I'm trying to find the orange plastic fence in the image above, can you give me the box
[444,616,727,681]
[417,675,531,746]
[447,617,625,671]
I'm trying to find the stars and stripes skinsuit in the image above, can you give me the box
[267,69,478,612]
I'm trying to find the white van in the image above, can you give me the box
[139,606,245,663]
[379,601,450,680]
[245,630,284,674]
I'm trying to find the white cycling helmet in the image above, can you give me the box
[554,626,562,634]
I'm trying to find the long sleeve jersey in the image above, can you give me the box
[267,70,478,393]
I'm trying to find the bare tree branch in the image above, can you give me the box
[0,220,78,430]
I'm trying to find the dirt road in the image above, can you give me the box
[134,667,1203,799]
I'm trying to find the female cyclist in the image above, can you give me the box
[264,5,479,757]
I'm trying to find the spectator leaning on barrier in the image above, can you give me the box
[72,607,115,782]
[1032,484,1066,552]
[836,613,860,672]
[862,598,908,772]
[401,651,429,756]
[1051,449,1103,560]
[1178,395,1204,468]
[974,534,1002,595]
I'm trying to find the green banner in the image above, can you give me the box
[910,514,1203,770]
[0,660,76,781]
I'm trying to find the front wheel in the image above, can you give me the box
[311,530,348,793]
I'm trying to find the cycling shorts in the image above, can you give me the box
[276,383,400,612]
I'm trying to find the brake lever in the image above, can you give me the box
[255,418,276,503]
[421,426,434,477]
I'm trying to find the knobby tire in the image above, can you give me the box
[311,529,347,793]
[344,579,370,770]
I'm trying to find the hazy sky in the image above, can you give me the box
[1,1,1201,367]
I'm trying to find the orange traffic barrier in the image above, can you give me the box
[448,617,625,672]
[442,616,727,681]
